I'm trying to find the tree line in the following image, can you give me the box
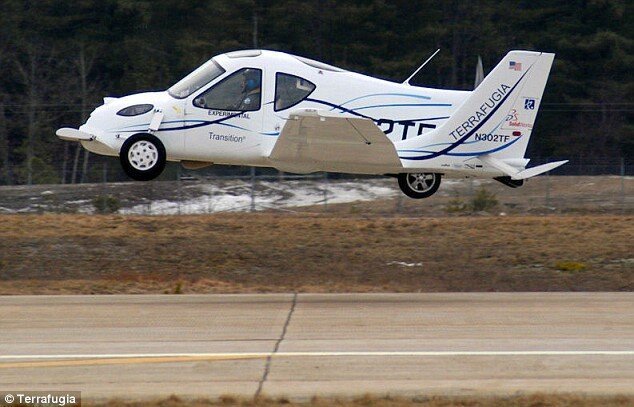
[0,0,631,185]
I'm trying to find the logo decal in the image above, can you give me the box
[209,131,245,143]
[524,98,535,110]
[208,110,251,119]
[505,109,533,129]
[449,83,511,140]
[506,109,518,122]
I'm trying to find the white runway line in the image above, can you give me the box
[2,350,634,360]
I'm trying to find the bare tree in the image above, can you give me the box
[14,41,72,185]
[70,42,98,184]
[0,97,10,185]
[13,44,44,185]
[0,46,11,185]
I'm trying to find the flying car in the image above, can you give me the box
[57,49,567,198]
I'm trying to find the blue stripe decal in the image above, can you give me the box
[305,98,374,119]
[304,98,449,125]
[217,123,247,131]
[217,122,279,136]
[116,122,151,130]
[399,67,531,161]
[353,103,452,111]
[114,119,203,131]
[398,137,521,156]
[410,116,450,122]
[441,136,522,156]
[398,139,481,152]
[114,113,247,133]
[338,93,432,107]
[162,113,246,131]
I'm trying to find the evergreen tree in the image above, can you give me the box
[0,0,630,184]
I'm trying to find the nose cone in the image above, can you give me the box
[85,91,169,125]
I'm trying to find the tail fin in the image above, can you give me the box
[398,50,555,162]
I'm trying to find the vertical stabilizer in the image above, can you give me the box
[397,51,554,162]
[474,56,484,89]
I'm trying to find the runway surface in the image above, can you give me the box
[1,293,633,400]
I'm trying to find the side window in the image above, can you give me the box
[194,68,262,111]
[274,73,316,111]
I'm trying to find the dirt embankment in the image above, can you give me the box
[0,214,632,294]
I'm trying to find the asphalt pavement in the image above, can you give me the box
[1,293,633,400]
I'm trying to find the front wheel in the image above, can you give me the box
[119,133,166,181]
[397,172,441,199]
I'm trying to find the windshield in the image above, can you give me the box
[168,59,226,99]
[194,68,262,111]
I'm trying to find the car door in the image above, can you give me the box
[183,68,264,163]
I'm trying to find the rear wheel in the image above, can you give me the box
[397,172,441,199]
[119,133,166,181]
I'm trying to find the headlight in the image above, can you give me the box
[117,104,154,116]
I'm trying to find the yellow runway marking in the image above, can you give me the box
[0,355,263,369]
[2,350,633,369]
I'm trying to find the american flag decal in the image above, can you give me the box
[509,61,522,71]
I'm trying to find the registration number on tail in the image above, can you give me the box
[474,133,511,143]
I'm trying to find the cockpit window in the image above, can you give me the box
[193,68,262,111]
[168,59,225,99]
[274,73,316,111]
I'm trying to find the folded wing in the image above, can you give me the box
[269,110,402,174]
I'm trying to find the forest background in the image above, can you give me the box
[0,0,631,185]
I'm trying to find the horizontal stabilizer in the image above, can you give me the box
[270,109,402,174]
[513,160,568,179]
[480,155,567,180]
[56,128,94,142]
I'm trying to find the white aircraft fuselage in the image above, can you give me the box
[57,49,567,198]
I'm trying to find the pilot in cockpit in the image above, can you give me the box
[237,69,261,110]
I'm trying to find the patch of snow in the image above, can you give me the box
[387,261,423,267]
[120,179,398,215]
[65,199,92,205]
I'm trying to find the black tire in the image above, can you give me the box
[397,172,442,199]
[119,133,166,181]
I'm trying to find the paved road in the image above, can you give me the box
[1,293,633,400]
